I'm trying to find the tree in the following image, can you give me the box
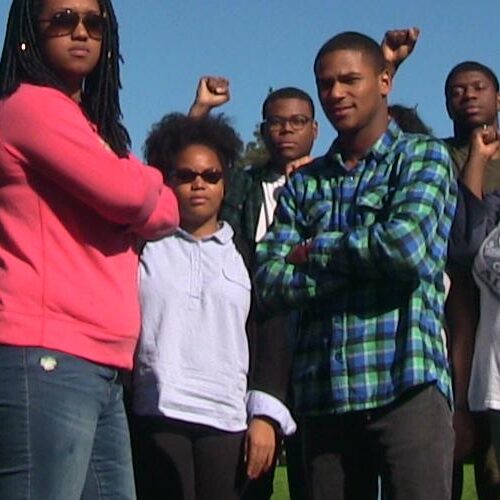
[236,122,269,168]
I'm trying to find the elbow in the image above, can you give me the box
[125,182,164,225]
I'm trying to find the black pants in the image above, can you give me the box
[285,417,308,500]
[303,384,454,500]
[453,411,500,500]
[131,416,248,500]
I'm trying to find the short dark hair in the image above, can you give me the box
[314,31,386,75]
[0,0,130,157]
[445,61,499,97]
[144,113,243,180]
[262,87,315,120]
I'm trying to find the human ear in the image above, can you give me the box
[379,69,392,98]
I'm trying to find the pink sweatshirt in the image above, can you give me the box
[0,84,179,369]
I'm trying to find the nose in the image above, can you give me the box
[329,82,345,100]
[280,119,294,133]
[72,18,89,40]
[463,85,477,100]
[191,174,206,189]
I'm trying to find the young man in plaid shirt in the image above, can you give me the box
[255,31,457,500]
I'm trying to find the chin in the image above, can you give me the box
[332,123,357,135]
[461,118,487,130]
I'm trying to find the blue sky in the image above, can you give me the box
[1,0,499,158]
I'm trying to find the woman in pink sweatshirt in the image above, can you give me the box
[0,0,179,498]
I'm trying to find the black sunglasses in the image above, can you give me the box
[38,9,105,40]
[173,168,223,184]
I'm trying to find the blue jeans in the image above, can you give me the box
[0,346,136,500]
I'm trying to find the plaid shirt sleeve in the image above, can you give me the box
[308,138,456,280]
[255,175,346,311]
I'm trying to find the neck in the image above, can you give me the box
[453,125,473,146]
[181,218,219,239]
[61,75,84,103]
[270,157,287,174]
[337,110,389,169]
[453,117,499,145]
[69,89,82,103]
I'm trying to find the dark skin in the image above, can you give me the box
[315,49,391,169]
[446,70,500,146]
[446,72,499,460]
[170,143,276,479]
[386,27,500,461]
[288,48,391,264]
[37,0,103,102]
[261,97,318,175]
[190,79,318,176]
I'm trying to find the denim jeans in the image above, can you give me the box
[0,345,136,500]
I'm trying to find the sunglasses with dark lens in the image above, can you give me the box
[38,9,105,40]
[173,169,223,185]
[264,114,312,132]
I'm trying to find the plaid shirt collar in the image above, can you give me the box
[252,161,285,183]
[326,120,403,168]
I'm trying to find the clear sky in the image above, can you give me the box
[1,0,499,158]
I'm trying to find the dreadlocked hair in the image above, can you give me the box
[0,0,130,157]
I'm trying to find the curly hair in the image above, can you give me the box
[0,0,130,157]
[144,113,243,180]
[389,104,433,135]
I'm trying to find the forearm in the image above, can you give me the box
[3,87,173,226]
[445,271,479,408]
[129,184,179,239]
[309,147,455,281]
[255,257,345,311]
[448,182,489,265]
[187,102,212,118]
[461,155,487,200]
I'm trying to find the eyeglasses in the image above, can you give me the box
[263,114,312,132]
[173,168,223,184]
[38,9,105,40]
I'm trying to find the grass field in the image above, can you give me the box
[271,465,478,499]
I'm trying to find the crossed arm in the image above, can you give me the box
[255,140,455,311]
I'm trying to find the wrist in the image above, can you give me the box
[188,102,211,118]
[253,415,280,433]
[466,150,491,169]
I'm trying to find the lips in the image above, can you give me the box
[189,196,209,206]
[328,105,353,119]
[276,141,297,149]
[463,106,481,115]
[68,46,90,57]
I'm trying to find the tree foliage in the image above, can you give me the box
[236,122,269,168]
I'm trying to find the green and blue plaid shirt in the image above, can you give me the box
[255,121,457,415]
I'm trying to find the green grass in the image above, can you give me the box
[271,464,478,499]
[272,467,289,500]
[462,464,478,499]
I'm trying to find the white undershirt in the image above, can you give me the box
[255,175,286,242]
